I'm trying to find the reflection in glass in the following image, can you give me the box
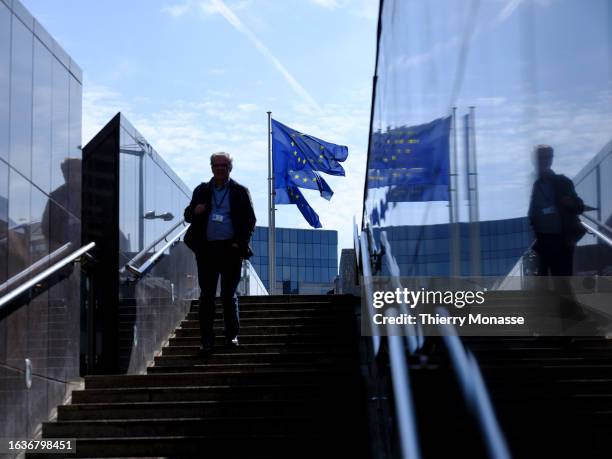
[42,158,81,253]
[9,17,33,178]
[32,38,53,194]
[0,3,10,163]
[0,160,8,284]
[51,59,69,192]
[7,169,31,278]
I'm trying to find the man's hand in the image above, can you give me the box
[194,204,207,215]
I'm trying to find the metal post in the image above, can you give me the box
[467,106,481,276]
[450,107,461,277]
[267,112,276,295]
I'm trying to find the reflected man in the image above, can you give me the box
[528,144,585,276]
[184,152,256,355]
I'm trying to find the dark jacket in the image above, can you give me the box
[184,179,256,258]
[528,172,585,245]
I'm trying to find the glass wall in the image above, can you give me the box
[573,141,612,275]
[117,115,196,373]
[0,0,83,444]
[250,226,338,294]
[365,0,612,280]
[82,113,197,374]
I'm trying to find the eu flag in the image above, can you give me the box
[272,118,348,228]
[367,116,451,202]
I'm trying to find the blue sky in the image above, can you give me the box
[20,0,612,255]
[22,0,379,253]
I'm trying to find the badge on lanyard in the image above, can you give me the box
[212,213,224,222]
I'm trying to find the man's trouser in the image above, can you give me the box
[196,240,242,349]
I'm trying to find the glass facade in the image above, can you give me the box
[375,217,532,277]
[82,113,197,374]
[364,0,612,282]
[572,141,612,275]
[0,0,83,442]
[250,226,338,294]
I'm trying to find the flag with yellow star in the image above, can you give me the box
[367,115,451,202]
[272,118,349,227]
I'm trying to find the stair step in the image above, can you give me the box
[154,350,353,366]
[43,416,336,438]
[147,361,354,374]
[179,316,349,328]
[168,333,346,346]
[58,399,359,421]
[162,343,353,355]
[71,383,348,403]
[173,325,353,337]
[85,368,354,389]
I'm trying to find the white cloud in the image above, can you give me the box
[82,82,130,145]
[208,68,226,75]
[238,103,258,112]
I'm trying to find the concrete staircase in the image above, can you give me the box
[411,334,612,458]
[35,295,368,458]
[466,336,612,458]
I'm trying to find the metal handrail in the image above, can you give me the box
[359,226,421,459]
[126,225,189,278]
[0,242,72,294]
[438,310,511,459]
[122,218,187,270]
[581,213,612,236]
[581,218,612,248]
[360,222,509,459]
[0,242,96,310]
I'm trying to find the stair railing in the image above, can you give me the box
[121,218,188,274]
[0,242,96,311]
[580,215,612,247]
[359,224,422,459]
[125,225,190,278]
[359,222,510,459]
[438,311,511,459]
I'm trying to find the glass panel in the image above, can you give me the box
[31,37,52,193]
[9,17,33,178]
[30,181,49,265]
[8,169,31,278]
[601,154,612,225]
[0,160,8,284]
[0,3,10,162]
[51,58,69,192]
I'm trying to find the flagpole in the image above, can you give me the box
[450,107,461,277]
[267,111,276,295]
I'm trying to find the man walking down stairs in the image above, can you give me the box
[34,294,369,458]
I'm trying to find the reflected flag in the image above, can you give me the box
[367,116,451,202]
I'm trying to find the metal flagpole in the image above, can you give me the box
[466,106,481,276]
[267,111,276,295]
[450,107,461,277]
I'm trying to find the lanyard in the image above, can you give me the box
[213,185,229,209]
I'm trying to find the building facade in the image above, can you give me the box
[250,226,338,294]
[82,113,198,374]
[0,0,83,441]
[375,217,533,277]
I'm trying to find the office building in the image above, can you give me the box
[250,226,338,294]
